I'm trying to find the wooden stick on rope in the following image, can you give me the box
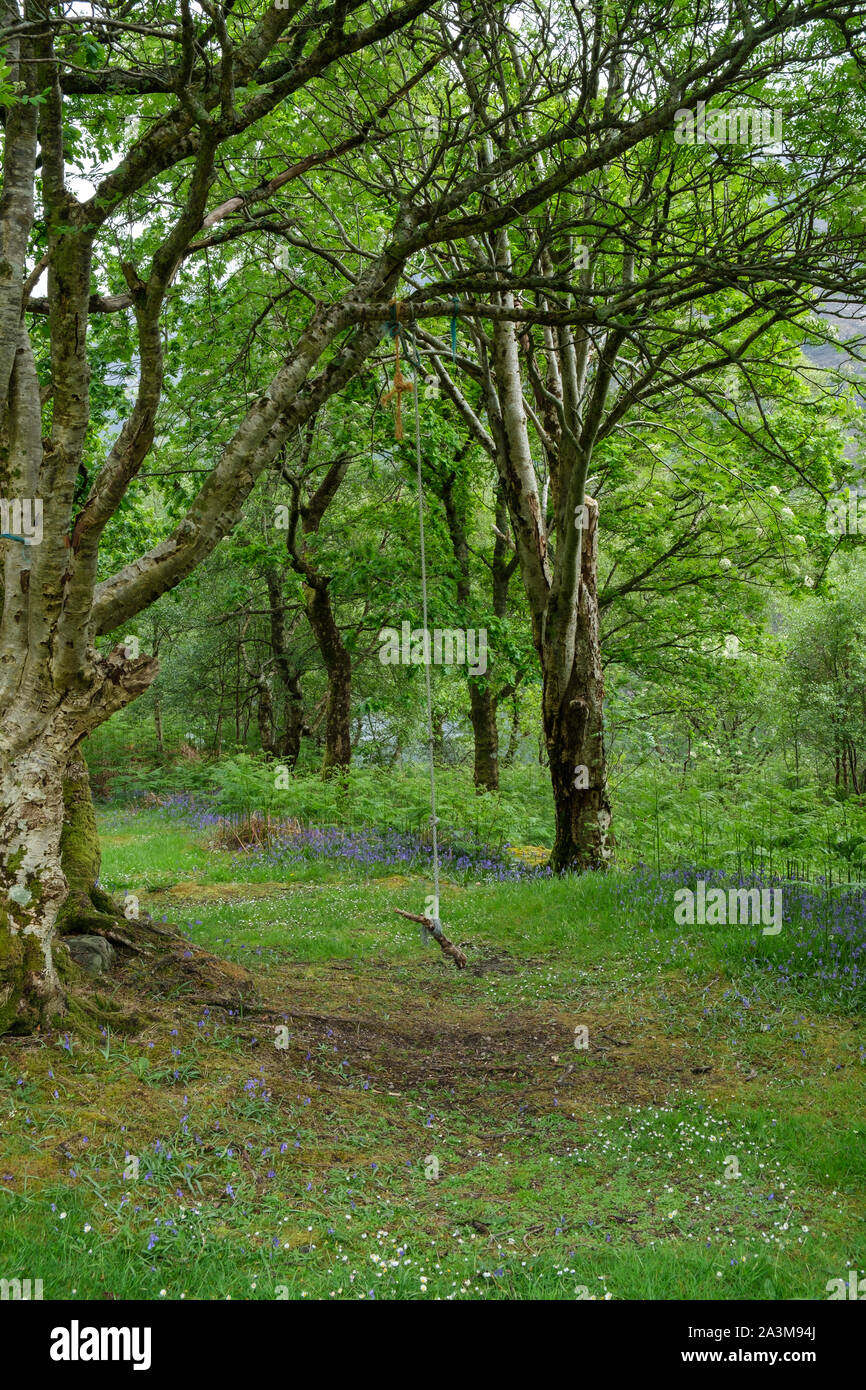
[394,910,467,969]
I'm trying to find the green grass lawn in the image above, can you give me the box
[0,808,863,1300]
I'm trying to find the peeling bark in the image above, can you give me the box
[0,646,159,1030]
[0,744,66,1033]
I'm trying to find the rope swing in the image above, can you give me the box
[388,309,467,969]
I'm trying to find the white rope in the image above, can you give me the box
[410,341,440,927]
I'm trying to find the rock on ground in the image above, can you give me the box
[65,935,116,975]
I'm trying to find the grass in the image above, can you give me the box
[0,805,864,1300]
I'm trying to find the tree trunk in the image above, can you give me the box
[468,680,499,791]
[263,569,306,768]
[278,675,305,768]
[304,582,352,776]
[0,741,67,1033]
[543,499,613,872]
[0,647,158,1031]
[153,687,165,759]
[437,463,514,796]
[55,750,178,953]
[255,673,277,757]
[503,694,521,766]
[322,651,352,775]
[57,750,126,934]
[481,245,614,873]
[280,448,353,777]
[3,730,255,1035]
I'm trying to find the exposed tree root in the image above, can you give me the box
[48,752,255,1028]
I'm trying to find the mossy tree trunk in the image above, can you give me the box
[0,649,159,1033]
[57,750,129,935]
[56,750,183,962]
[56,753,253,1021]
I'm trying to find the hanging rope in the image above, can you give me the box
[390,312,467,969]
[410,329,440,934]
